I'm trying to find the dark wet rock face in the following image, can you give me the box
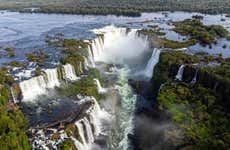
[182,65,196,82]
[128,79,154,100]
[22,97,94,128]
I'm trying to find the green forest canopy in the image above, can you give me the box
[1,0,230,16]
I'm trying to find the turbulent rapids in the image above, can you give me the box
[10,25,160,150]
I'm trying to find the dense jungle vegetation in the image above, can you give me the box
[152,51,230,149]
[1,0,230,16]
[0,68,30,150]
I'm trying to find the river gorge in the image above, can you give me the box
[0,10,230,150]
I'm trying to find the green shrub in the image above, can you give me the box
[58,77,101,100]
[58,139,77,150]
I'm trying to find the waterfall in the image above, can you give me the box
[19,75,47,101]
[94,79,107,93]
[87,45,96,68]
[82,118,94,143]
[89,112,100,136]
[10,87,17,103]
[44,68,60,88]
[19,64,79,102]
[70,97,110,150]
[75,121,87,146]
[63,64,79,81]
[144,48,161,78]
[191,70,198,84]
[90,37,104,62]
[89,26,146,64]
[71,136,86,150]
[83,56,90,70]
[175,65,185,81]
[143,35,149,49]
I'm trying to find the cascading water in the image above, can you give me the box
[175,65,185,81]
[87,45,96,67]
[83,118,95,143]
[71,136,86,150]
[19,64,79,102]
[75,121,87,146]
[63,64,79,81]
[70,97,110,150]
[89,112,101,136]
[89,26,148,64]
[191,70,198,84]
[19,75,47,101]
[44,68,60,88]
[94,78,107,93]
[10,87,17,103]
[144,48,161,78]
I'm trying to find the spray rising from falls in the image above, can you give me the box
[19,64,80,102]
[144,48,161,78]
[175,65,185,81]
[88,26,149,64]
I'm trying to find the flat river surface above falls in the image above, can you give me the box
[1,11,230,150]
[1,10,230,66]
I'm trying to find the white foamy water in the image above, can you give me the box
[89,25,149,64]
[19,64,78,102]
[94,78,107,93]
[191,70,198,84]
[144,48,161,78]
[63,64,80,81]
[175,65,185,81]
[70,97,110,150]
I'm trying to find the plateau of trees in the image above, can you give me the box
[1,0,230,16]
[0,68,30,150]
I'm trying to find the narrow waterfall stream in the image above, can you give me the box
[175,65,185,81]
[144,48,161,78]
